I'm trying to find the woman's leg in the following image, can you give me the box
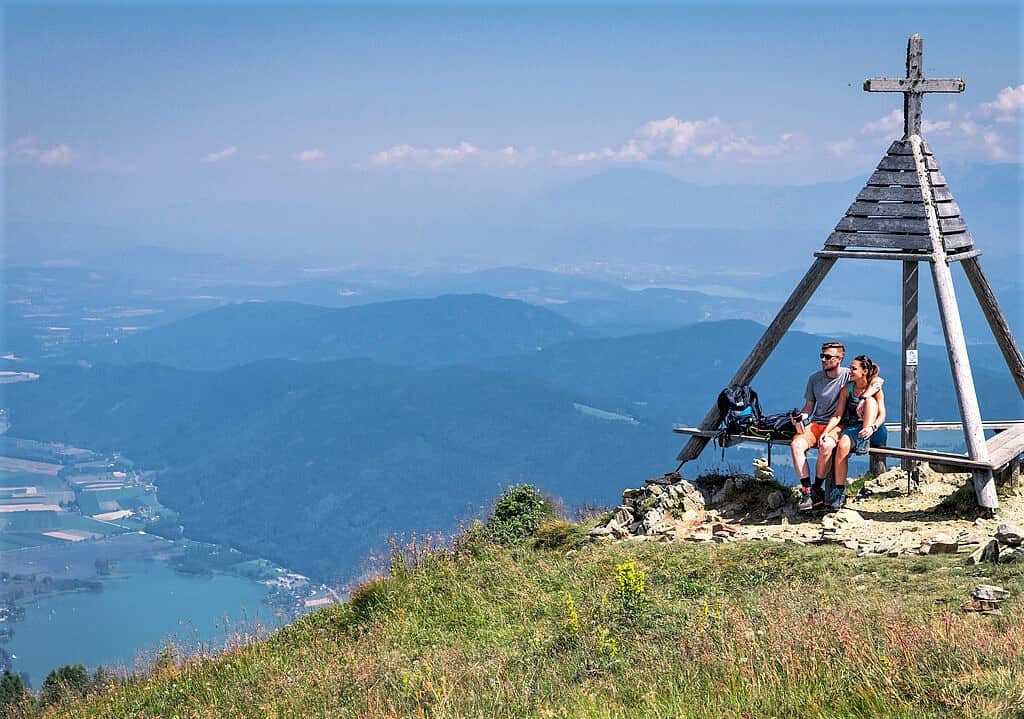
[861,396,879,433]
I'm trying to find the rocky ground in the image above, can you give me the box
[589,459,1024,566]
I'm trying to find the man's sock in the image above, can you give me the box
[813,477,826,493]
[799,477,812,491]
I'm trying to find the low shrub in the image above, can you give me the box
[484,484,555,546]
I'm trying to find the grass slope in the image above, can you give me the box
[40,530,1024,718]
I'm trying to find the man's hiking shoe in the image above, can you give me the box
[829,487,847,510]
[854,436,870,455]
[798,488,826,512]
[798,489,814,511]
[812,487,826,509]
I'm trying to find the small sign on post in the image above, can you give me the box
[906,349,919,366]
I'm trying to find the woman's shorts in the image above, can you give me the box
[841,424,888,453]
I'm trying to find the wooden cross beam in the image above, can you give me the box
[864,34,965,138]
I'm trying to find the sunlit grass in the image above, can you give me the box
[35,533,1024,719]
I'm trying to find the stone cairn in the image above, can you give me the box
[587,458,1024,567]
[587,458,787,544]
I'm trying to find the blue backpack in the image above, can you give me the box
[715,384,761,448]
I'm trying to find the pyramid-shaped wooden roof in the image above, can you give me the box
[824,138,973,254]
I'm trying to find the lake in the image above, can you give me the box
[6,559,280,688]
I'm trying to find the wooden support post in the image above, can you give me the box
[901,261,920,485]
[914,133,997,509]
[676,256,837,462]
[960,256,1024,401]
[929,260,997,507]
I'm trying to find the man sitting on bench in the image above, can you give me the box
[791,341,880,511]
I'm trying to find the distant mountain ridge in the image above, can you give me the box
[4,358,675,580]
[87,294,590,370]
[8,317,1023,581]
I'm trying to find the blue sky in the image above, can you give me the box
[3,1,1022,258]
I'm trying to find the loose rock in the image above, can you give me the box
[967,539,1000,565]
[995,522,1023,547]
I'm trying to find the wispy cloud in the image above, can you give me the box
[559,117,795,165]
[294,149,326,162]
[860,109,950,135]
[4,136,76,166]
[981,84,1024,122]
[827,139,857,157]
[359,117,794,170]
[359,142,532,169]
[203,146,238,163]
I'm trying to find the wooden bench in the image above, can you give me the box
[673,420,1024,486]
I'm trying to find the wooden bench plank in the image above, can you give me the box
[987,425,1024,469]
[672,420,1024,472]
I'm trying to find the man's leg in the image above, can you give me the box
[813,431,837,507]
[791,434,811,481]
[791,434,816,510]
[835,432,853,487]
[818,431,846,509]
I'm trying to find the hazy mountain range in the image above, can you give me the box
[7,295,1022,580]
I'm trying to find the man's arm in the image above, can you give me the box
[792,399,814,428]
[862,376,884,398]
[825,386,848,434]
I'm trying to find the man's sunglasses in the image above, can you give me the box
[820,353,840,360]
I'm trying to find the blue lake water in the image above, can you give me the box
[6,560,280,688]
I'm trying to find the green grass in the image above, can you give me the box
[31,532,1024,719]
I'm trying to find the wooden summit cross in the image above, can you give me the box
[674,35,1024,511]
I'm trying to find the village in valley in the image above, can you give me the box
[0,429,338,674]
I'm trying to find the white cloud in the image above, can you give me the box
[860,109,903,135]
[203,146,237,163]
[360,142,533,169]
[4,136,76,166]
[860,109,951,136]
[981,130,1010,161]
[360,116,795,171]
[959,120,979,136]
[981,84,1024,122]
[827,139,857,157]
[559,116,795,166]
[294,149,327,162]
[923,119,951,134]
[39,143,74,165]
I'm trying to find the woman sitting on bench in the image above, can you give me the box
[834,355,888,495]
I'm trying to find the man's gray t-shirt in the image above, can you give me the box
[805,367,851,424]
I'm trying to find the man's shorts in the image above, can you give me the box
[795,422,840,448]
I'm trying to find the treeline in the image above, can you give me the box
[1,664,115,717]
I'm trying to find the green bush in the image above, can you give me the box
[485,484,555,546]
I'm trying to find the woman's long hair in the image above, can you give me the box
[853,354,880,383]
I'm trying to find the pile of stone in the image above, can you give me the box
[587,471,708,542]
[961,584,1010,615]
[586,461,794,544]
[964,522,1024,565]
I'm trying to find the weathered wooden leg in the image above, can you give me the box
[960,256,1024,401]
[870,454,887,477]
[901,261,920,487]
[928,257,998,509]
[676,257,837,462]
